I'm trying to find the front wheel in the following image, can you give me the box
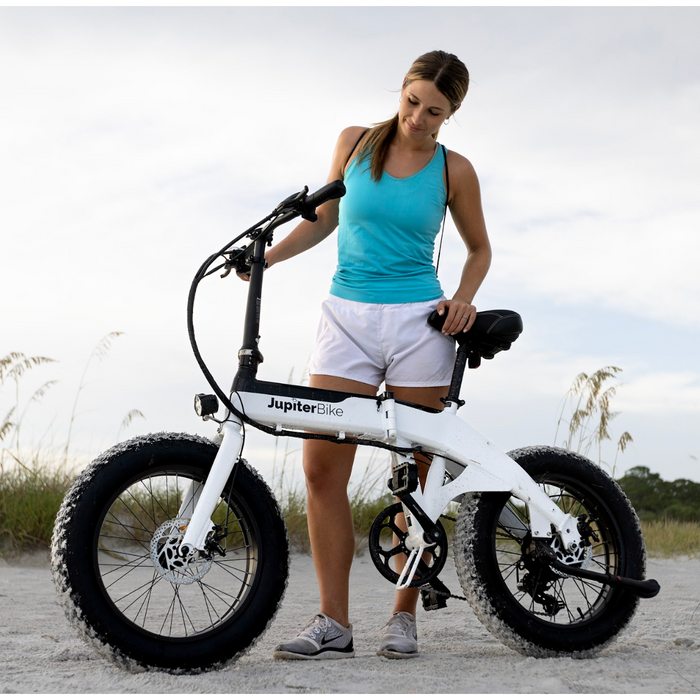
[454,446,645,657]
[51,432,289,672]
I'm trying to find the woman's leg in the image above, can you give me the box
[385,384,449,617]
[304,374,378,628]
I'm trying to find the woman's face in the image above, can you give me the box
[398,79,456,142]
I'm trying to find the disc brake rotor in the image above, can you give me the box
[548,534,593,578]
[150,518,212,585]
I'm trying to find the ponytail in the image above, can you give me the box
[353,115,398,182]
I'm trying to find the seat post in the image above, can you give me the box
[443,344,471,407]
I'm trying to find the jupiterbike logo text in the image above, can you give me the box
[266,397,344,417]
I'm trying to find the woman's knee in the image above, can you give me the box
[303,442,354,495]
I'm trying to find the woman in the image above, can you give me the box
[259,50,491,659]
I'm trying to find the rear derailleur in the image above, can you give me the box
[516,517,597,616]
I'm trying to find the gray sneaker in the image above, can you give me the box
[273,613,355,660]
[377,611,418,658]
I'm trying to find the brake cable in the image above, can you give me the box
[187,206,431,459]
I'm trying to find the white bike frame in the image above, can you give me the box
[180,188,583,587]
[179,390,581,568]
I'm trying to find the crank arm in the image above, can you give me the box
[396,547,425,590]
[543,553,661,599]
[400,493,443,545]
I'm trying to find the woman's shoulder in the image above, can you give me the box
[442,147,480,204]
[443,147,477,179]
[337,125,369,150]
[331,126,370,178]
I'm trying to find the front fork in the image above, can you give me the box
[177,419,244,558]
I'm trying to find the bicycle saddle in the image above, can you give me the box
[427,309,523,361]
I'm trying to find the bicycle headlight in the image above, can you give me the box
[194,393,219,418]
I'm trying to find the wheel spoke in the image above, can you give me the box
[96,468,262,639]
[101,552,152,588]
[212,560,255,587]
[134,569,159,628]
[197,581,219,628]
[552,578,576,622]
[101,507,152,553]
[173,584,197,636]
[114,576,164,614]
[488,473,625,627]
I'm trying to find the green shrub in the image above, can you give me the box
[0,460,75,550]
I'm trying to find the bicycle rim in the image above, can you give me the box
[94,466,259,638]
[495,475,620,625]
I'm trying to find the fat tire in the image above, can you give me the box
[51,432,289,673]
[454,446,645,658]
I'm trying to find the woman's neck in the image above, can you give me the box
[391,129,436,154]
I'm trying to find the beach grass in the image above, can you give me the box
[641,518,700,558]
[0,457,75,551]
[2,457,698,559]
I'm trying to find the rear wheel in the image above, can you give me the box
[52,433,288,672]
[454,446,645,657]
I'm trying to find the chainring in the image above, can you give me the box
[368,502,448,587]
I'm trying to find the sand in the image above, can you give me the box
[1,551,698,694]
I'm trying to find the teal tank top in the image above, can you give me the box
[329,145,446,304]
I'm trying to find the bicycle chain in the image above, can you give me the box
[419,585,468,602]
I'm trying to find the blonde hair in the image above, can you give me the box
[355,51,470,181]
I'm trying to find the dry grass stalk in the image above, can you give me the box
[642,519,700,558]
[554,366,633,477]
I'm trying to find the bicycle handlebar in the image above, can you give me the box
[189,178,348,408]
[300,179,346,221]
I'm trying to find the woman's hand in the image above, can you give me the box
[435,297,477,335]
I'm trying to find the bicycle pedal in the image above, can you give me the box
[420,577,451,611]
[388,461,418,496]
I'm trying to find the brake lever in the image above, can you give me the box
[274,186,309,214]
[221,247,250,278]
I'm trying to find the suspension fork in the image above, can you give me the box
[179,226,271,556]
[178,418,244,558]
[178,232,267,554]
[177,481,204,520]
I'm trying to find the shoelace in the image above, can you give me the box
[383,613,413,636]
[301,615,329,641]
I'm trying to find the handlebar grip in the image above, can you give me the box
[303,180,346,212]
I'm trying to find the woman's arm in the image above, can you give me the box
[435,152,493,335]
[262,126,366,270]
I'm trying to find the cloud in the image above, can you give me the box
[2,6,699,483]
[616,371,700,415]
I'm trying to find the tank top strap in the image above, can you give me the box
[344,129,369,171]
[435,143,449,273]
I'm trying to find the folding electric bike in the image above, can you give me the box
[52,181,660,672]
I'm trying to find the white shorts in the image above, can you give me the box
[309,295,456,388]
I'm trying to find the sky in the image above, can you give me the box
[1,6,699,488]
